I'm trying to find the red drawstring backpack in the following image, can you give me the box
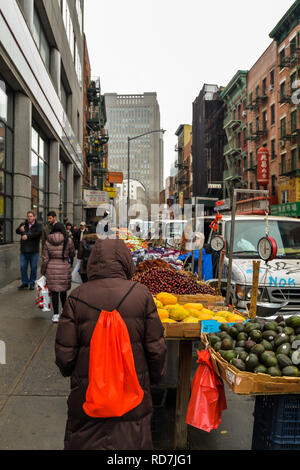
[69,282,144,418]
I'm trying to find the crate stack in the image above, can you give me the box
[252,394,300,450]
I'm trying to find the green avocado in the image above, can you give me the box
[233,323,245,333]
[245,353,260,371]
[237,350,249,362]
[261,351,278,367]
[283,327,294,336]
[281,366,300,377]
[222,350,237,363]
[209,335,221,347]
[277,354,292,368]
[276,343,291,356]
[237,332,248,342]
[231,358,246,371]
[260,339,274,351]
[262,330,277,341]
[264,321,278,331]
[221,338,234,351]
[274,333,290,348]
[251,343,265,356]
[249,329,263,343]
[228,326,239,339]
[245,322,262,334]
[213,342,222,352]
[254,364,267,374]
[286,316,300,328]
[244,339,256,352]
[267,366,282,377]
[219,323,230,332]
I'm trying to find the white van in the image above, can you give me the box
[188,215,300,314]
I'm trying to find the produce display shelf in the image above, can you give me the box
[201,334,300,395]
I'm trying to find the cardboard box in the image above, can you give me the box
[162,321,201,339]
[176,294,224,305]
[202,334,300,395]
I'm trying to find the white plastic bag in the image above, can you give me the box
[35,276,51,312]
[72,259,82,284]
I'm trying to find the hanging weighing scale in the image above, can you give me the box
[257,235,277,262]
[210,234,225,253]
[247,213,288,317]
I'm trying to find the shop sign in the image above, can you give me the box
[83,190,109,207]
[108,172,123,184]
[104,186,116,199]
[257,147,269,185]
[271,201,300,217]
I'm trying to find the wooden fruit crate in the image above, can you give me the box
[201,334,300,395]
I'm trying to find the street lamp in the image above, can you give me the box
[127,129,166,228]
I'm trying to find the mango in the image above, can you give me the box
[169,306,190,321]
[156,292,178,306]
[161,318,177,323]
[157,308,169,320]
[183,316,199,323]
[183,303,204,311]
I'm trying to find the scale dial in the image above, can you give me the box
[257,236,277,262]
[210,235,225,252]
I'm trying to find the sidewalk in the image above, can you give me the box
[0,280,255,450]
[0,280,69,450]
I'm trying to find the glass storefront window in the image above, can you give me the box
[0,81,7,122]
[0,77,13,244]
[31,125,49,222]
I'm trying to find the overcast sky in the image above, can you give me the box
[84,0,295,184]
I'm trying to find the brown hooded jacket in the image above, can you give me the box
[55,237,166,450]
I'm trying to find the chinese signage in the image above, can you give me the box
[271,201,300,217]
[257,147,269,185]
[83,190,109,208]
[108,172,123,184]
[279,178,300,203]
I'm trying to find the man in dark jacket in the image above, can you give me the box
[55,238,167,450]
[16,211,42,290]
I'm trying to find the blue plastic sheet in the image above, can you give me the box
[178,248,213,281]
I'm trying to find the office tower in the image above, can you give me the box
[104,92,164,207]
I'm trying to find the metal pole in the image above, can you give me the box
[127,136,130,231]
[225,187,237,305]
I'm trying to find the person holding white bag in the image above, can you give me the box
[41,223,75,323]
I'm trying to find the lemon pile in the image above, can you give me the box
[153,292,245,324]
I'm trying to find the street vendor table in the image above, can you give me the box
[163,322,201,449]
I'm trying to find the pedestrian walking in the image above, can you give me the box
[41,222,75,323]
[55,238,166,450]
[16,211,42,290]
[41,211,58,250]
[65,222,75,267]
[74,221,89,250]
[77,232,99,283]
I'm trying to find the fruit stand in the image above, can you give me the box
[132,258,247,449]
[152,291,245,450]
[202,314,300,449]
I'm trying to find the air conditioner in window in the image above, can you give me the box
[242,110,247,118]
[269,85,274,92]
[280,140,285,148]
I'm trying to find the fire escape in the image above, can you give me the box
[85,77,109,191]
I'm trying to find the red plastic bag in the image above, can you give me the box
[83,308,144,418]
[186,349,227,432]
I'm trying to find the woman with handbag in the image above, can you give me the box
[41,223,75,323]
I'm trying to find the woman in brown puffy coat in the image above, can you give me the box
[41,223,75,323]
[55,237,167,450]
